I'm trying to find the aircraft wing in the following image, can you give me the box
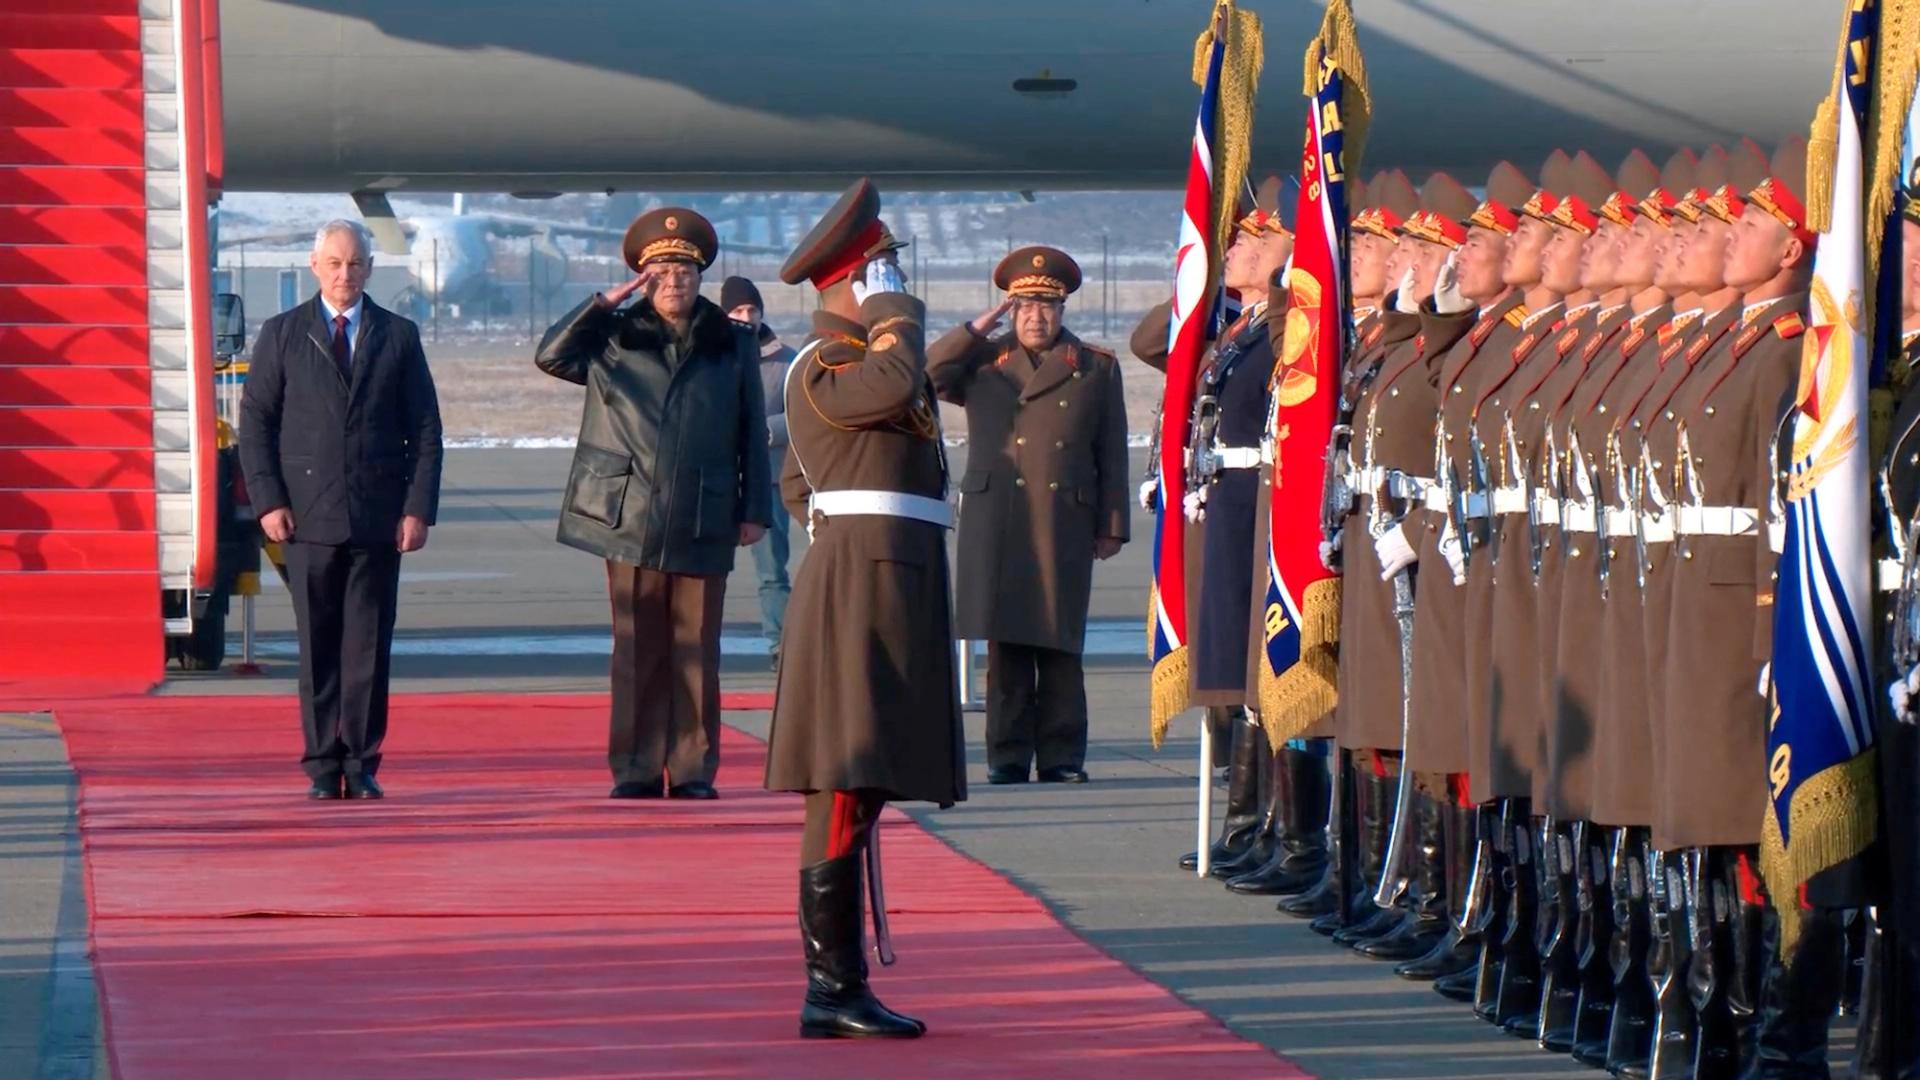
[478,213,785,255]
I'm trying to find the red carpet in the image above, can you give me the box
[57,693,1305,1080]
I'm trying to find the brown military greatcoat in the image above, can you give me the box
[1468,300,1571,804]
[1408,294,1527,773]
[1651,294,1803,849]
[1332,309,1426,751]
[764,298,967,807]
[1537,303,1632,819]
[928,325,1130,654]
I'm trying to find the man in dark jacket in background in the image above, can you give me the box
[536,209,771,800]
[239,219,443,801]
[722,275,797,665]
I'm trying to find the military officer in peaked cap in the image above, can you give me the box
[928,246,1130,785]
[536,207,770,801]
[762,178,965,1040]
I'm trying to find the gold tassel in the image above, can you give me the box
[1865,0,1920,290]
[1758,749,1880,960]
[1256,579,1343,748]
[1194,1,1265,264]
[1802,1,1852,234]
[1302,0,1372,177]
[1149,647,1192,749]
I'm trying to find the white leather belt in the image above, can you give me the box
[1561,502,1597,534]
[1214,446,1264,470]
[1675,505,1760,537]
[1879,557,1904,592]
[1769,521,1785,555]
[1641,515,1675,543]
[810,489,954,528]
[1531,492,1561,526]
[1606,511,1640,539]
[1463,492,1491,519]
[1492,487,1528,515]
[1424,488,1448,513]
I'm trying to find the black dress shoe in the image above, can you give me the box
[987,765,1029,785]
[345,775,384,800]
[610,780,665,799]
[307,777,343,800]
[667,781,719,800]
[1036,766,1089,784]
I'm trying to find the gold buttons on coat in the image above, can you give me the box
[1016,437,1027,446]
[1058,399,1069,408]
[1015,478,1026,487]
[1054,440,1065,449]
[1048,481,1059,491]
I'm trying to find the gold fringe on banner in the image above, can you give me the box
[1303,0,1372,178]
[1865,0,1920,285]
[1256,579,1343,749]
[1759,749,1880,959]
[1149,646,1191,750]
[1193,0,1264,263]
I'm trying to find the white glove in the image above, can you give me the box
[1756,661,1771,699]
[1138,477,1158,511]
[1183,488,1208,523]
[1437,518,1467,584]
[1373,523,1418,579]
[1891,665,1920,721]
[1432,249,1472,315]
[1319,527,1343,571]
[850,257,907,306]
[1393,267,1421,314]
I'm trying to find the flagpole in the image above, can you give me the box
[1196,722,1215,876]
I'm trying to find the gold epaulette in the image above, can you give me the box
[1502,306,1530,328]
[1772,312,1806,340]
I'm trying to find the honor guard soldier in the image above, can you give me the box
[1132,177,1301,882]
[928,246,1130,785]
[1399,159,1534,1014]
[1534,147,1666,1067]
[763,178,966,1039]
[1318,173,1483,972]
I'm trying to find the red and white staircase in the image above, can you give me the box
[0,0,219,689]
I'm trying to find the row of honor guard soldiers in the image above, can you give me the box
[1139,144,1920,1077]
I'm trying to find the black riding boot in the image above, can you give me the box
[1467,803,1513,1018]
[1640,846,1696,1080]
[1492,802,1543,1034]
[1359,787,1450,960]
[1569,820,1619,1064]
[1850,909,1920,1080]
[1227,744,1330,895]
[1399,793,1484,981]
[1603,828,1656,1076]
[799,854,924,1039]
[1743,902,1846,1079]
[1533,819,1584,1052]
[1325,763,1399,942]
[1283,750,1355,920]
[1687,848,1743,1080]
[1181,712,1268,871]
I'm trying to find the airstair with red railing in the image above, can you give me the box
[0,0,220,691]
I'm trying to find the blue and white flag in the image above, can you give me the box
[1764,0,1917,927]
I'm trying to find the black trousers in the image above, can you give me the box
[985,642,1088,772]
[285,541,402,782]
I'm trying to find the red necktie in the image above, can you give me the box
[331,313,351,378]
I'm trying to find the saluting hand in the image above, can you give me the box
[597,268,657,309]
[971,297,1014,336]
